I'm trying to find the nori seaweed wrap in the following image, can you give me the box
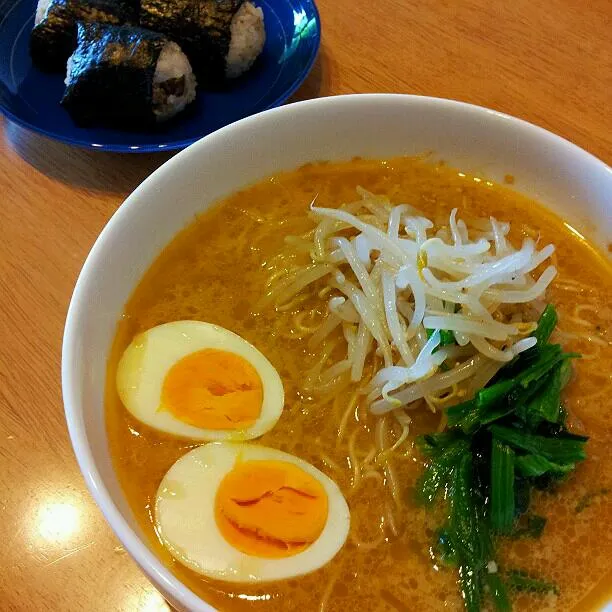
[61,22,196,128]
[30,0,138,71]
[139,0,263,85]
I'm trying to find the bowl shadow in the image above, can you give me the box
[288,45,334,103]
[3,45,334,193]
[3,119,175,194]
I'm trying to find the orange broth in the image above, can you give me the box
[106,157,612,611]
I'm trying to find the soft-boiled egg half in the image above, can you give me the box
[116,321,284,440]
[155,442,351,582]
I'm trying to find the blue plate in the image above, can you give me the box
[0,0,320,152]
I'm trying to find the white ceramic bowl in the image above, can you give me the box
[62,94,612,612]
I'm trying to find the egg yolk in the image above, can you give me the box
[215,460,328,558]
[161,349,263,429]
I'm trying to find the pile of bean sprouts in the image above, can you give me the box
[260,188,556,425]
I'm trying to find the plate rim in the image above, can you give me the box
[0,0,321,153]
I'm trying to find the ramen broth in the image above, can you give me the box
[106,157,612,611]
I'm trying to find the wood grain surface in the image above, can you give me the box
[0,1,610,610]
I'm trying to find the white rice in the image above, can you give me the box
[35,0,51,25]
[153,42,197,122]
[225,1,265,79]
[64,54,73,86]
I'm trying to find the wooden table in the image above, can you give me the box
[1,1,610,610]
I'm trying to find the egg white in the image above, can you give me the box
[154,442,351,583]
[116,320,284,441]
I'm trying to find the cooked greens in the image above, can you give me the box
[574,487,610,513]
[505,569,559,595]
[426,327,456,346]
[510,514,547,539]
[415,304,587,611]
[491,440,515,533]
